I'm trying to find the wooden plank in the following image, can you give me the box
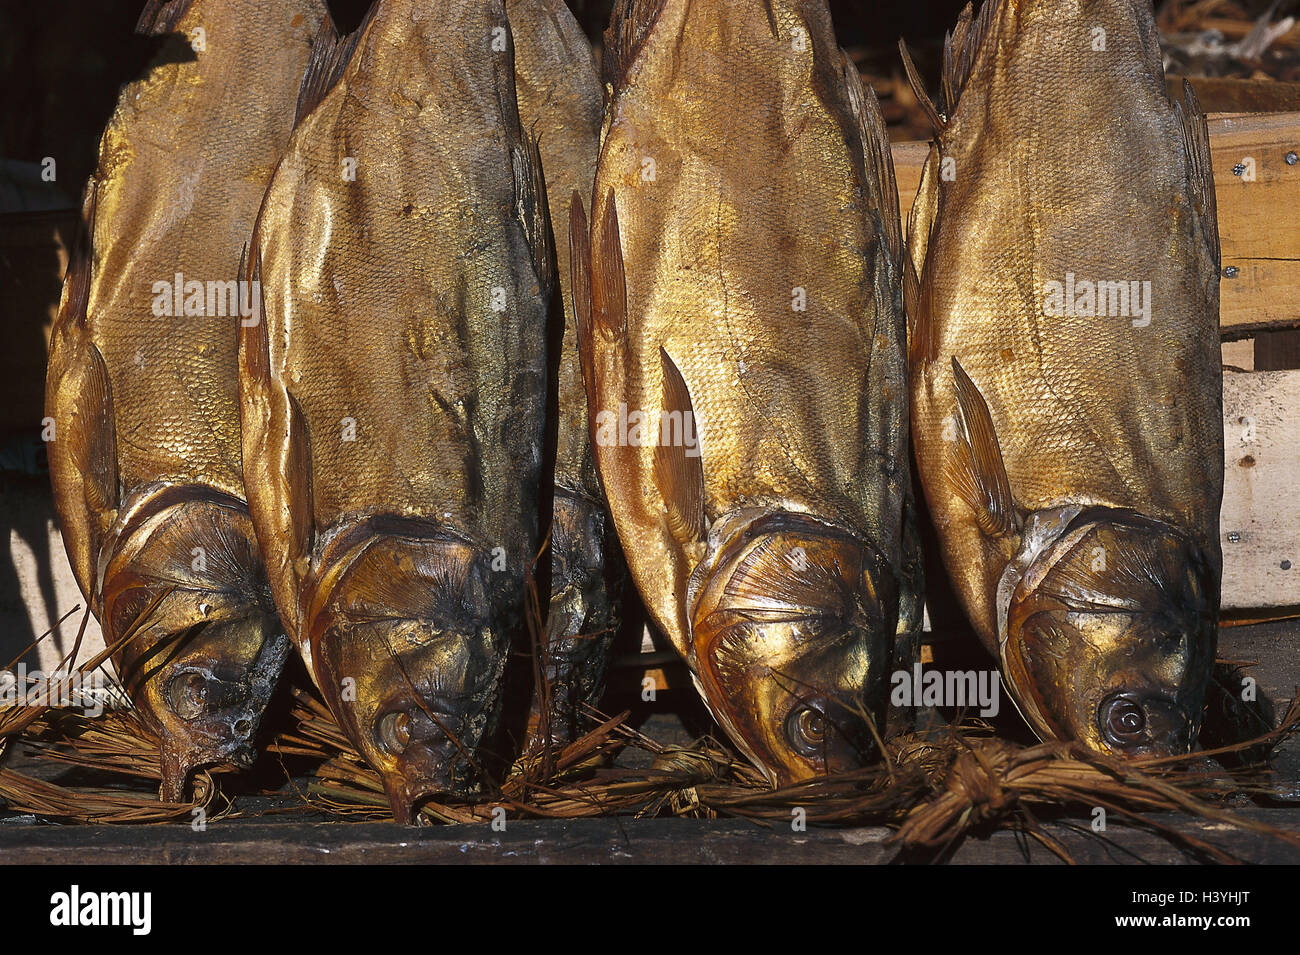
[891,111,1300,337]
[0,813,1295,864]
[891,139,928,231]
[1212,112,1300,335]
[1167,76,1300,114]
[1222,338,1255,371]
[1221,369,1300,609]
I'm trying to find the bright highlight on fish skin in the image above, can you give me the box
[904,0,1223,759]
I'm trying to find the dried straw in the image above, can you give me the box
[4,599,1300,861]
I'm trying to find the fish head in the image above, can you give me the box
[101,490,289,802]
[1002,512,1217,758]
[308,524,509,823]
[689,513,896,786]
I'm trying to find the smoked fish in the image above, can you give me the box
[239,0,551,822]
[572,0,910,785]
[905,0,1222,756]
[506,0,620,750]
[45,0,328,800]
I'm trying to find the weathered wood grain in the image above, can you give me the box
[0,813,1296,864]
[1221,369,1300,610]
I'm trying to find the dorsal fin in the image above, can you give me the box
[841,51,902,268]
[604,0,666,89]
[135,0,193,35]
[654,348,706,548]
[940,0,999,120]
[294,5,370,125]
[897,38,943,134]
[45,182,120,604]
[948,358,1018,539]
[1174,79,1220,268]
[514,132,555,304]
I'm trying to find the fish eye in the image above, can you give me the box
[1102,695,1147,746]
[378,710,413,754]
[785,705,827,757]
[167,672,209,721]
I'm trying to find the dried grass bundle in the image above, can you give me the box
[0,707,224,825]
[0,599,224,824]
[273,680,1300,862]
[4,598,1300,862]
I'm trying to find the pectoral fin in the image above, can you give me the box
[654,347,706,550]
[948,357,1018,540]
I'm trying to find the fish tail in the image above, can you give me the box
[1173,79,1221,271]
[294,4,369,125]
[604,0,666,88]
[135,0,193,35]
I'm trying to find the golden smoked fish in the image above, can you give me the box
[905,0,1222,756]
[506,0,620,749]
[572,0,909,785]
[239,0,551,822]
[45,0,327,800]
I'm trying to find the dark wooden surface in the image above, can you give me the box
[1,812,1298,865]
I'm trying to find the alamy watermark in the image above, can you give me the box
[890,663,1000,717]
[593,404,700,457]
[150,271,259,323]
[1042,272,1152,327]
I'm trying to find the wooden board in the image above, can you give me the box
[0,812,1295,864]
[1167,76,1300,114]
[891,111,1300,337]
[1221,369,1300,610]
[1211,112,1300,335]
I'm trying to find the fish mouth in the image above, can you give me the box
[151,634,291,802]
[998,507,1217,753]
[159,729,257,803]
[686,510,896,783]
[380,756,464,826]
[372,695,480,824]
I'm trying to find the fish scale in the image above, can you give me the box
[906,0,1221,757]
[45,0,328,800]
[576,0,911,785]
[240,0,551,821]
